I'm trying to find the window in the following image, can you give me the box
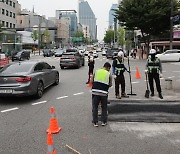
[6,10,9,16]
[42,63,52,69]
[34,63,43,71]
[9,1,12,6]
[10,12,12,17]
[2,9,5,15]
[6,0,8,4]
[13,2,15,8]
[13,24,15,28]
[2,21,5,26]
[10,23,12,28]
[6,22,8,28]
[13,13,15,18]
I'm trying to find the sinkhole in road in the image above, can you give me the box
[107,99,180,123]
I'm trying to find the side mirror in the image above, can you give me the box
[52,66,55,69]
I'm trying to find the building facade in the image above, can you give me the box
[56,10,77,38]
[79,0,97,40]
[109,4,118,29]
[0,0,20,28]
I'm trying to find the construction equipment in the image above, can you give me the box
[145,72,150,98]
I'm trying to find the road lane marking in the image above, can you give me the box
[1,107,19,113]
[132,82,140,84]
[173,71,180,73]
[73,92,84,96]
[56,96,68,100]
[168,76,175,79]
[32,101,47,106]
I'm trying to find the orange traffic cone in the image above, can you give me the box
[135,66,141,79]
[46,133,57,154]
[88,73,93,88]
[47,107,62,134]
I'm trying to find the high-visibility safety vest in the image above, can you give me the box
[147,57,160,73]
[92,68,110,95]
[115,59,124,76]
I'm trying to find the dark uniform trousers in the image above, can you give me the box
[92,94,108,123]
[148,73,161,94]
[115,75,125,96]
[88,68,94,82]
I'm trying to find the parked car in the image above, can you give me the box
[43,49,54,57]
[112,51,118,59]
[60,49,85,69]
[156,49,180,62]
[12,50,30,61]
[0,61,59,98]
[54,48,65,57]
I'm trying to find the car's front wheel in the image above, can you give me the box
[36,81,44,98]
[54,73,59,85]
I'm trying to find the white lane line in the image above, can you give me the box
[173,71,180,73]
[73,92,84,96]
[132,82,140,84]
[56,96,68,100]
[168,76,175,79]
[32,101,47,106]
[1,107,19,113]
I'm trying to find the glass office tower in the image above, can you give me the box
[79,0,97,40]
[109,4,118,29]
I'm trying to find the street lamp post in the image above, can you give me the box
[170,0,173,50]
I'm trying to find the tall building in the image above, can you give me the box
[79,0,97,40]
[109,4,118,29]
[0,0,20,28]
[56,10,77,37]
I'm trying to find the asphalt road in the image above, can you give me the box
[0,54,180,154]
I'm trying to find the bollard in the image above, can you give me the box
[165,79,173,90]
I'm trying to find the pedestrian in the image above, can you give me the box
[86,51,95,84]
[91,62,112,127]
[112,51,130,99]
[145,49,163,99]
[133,49,137,59]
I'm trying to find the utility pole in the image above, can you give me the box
[37,16,42,55]
[170,0,173,50]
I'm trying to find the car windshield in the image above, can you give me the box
[16,51,23,55]
[66,49,77,52]
[55,49,64,53]
[0,63,33,74]
[44,49,50,53]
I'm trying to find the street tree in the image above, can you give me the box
[117,27,126,48]
[31,30,38,52]
[74,31,84,37]
[115,0,180,53]
[43,29,50,44]
[103,30,114,44]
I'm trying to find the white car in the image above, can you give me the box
[93,51,98,58]
[102,50,106,56]
[156,49,180,62]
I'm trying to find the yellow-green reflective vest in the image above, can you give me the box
[115,59,124,76]
[147,57,160,73]
[92,68,110,94]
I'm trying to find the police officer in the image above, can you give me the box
[146,49,163,99]
[91,62,112,127]
[112,51,129,99]
[86,51,95,84]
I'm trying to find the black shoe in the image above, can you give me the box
[151,93,154,97]
[159,93,163,99]
[101,122,107,126]
[93,123,98,127]
[86,81,89,84]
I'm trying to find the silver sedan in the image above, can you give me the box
[0,61,59,98]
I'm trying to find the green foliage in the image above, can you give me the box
[103,30,114,44]
[74,31,84,37]
[116,0,179,36]
[117,27,126,47]
[43,29,50,43]
[31,30,38,42]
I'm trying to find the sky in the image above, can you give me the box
[17,0,118,41]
